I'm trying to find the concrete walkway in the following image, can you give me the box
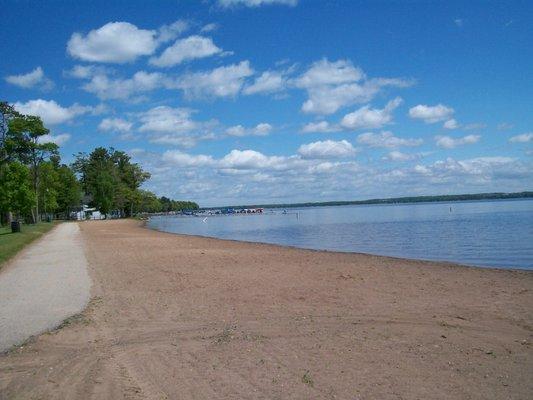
[0,223,91,352]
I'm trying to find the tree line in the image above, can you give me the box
[0,101,198,225]
[219,191,533,211]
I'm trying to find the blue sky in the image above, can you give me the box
[1,0,532,206]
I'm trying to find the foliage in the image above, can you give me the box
[73,147,151,216]
[216,191,533,210]
[0,161,35,219]
[159,196,199,212]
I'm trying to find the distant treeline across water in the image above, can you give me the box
[207,191,533,211]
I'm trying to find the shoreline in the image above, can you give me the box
[1,219,532,399]
[144,220,531,273]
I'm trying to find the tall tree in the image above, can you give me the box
[0,162,35,221]
[7,114,58,221]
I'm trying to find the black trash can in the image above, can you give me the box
[11,220,21,233]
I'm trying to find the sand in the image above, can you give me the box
[0,219,531,399]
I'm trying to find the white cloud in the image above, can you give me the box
[226,123,272,137]
[157,20,189,43]
[294,59,364,88]
[67,22,158,63]
[82,71,167,100]
[409,104,454,123]
[454,19,464,27]
[384,151,419,162]
[98,117,132,133]
[509,132,533,143]
[5,67,54,90]
[201,23,218,33]
[137,106,216,147]
[65,65,110,79]
[220,149,294,170]
[138,106,197,134]
[417,156,518,179]
[14,99,94,125]
[150,35,222,67]
[294,59,412,115]
[37,133,71,146]
[435,134,481,149]
[443,118,459,129]
[162,150,215,167]
[340,97,402,130]
[298,140,356,159]
[218,0,298,7]
[357,131,423,148]
[301,121,339,133]
[174,61,254,99]
[243,71,286,95]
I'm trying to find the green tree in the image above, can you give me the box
[139,190,162,213]
[0,162,35,220]
[56,164,81,216]
[73,147,150,217]
[7,114,58,221]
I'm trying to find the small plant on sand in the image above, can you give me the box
[302,370,314,387]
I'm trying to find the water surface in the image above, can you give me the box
[148,199,533,270]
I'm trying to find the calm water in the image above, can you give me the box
[148,199,533,270]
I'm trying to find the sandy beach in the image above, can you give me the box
[0,219,532,399]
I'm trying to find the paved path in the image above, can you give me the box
[0,223,91,352]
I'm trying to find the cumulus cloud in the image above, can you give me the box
[414,157,521,182]
[138,106,198,134]
[293,59,412,115]
[340,97,402,130]
[435,134,480,149]
[220,149,296,170]
[82,71,167,100]
[162,150,215,167]
[509,132,533,143]
[443,118,459,129]
[65,65,111,79]
[201,23,218,33]
[174,61,254,99]
[357,131,423,148]
[298,140,356,159]
[218,0,298,7]
[137,106,216,147]
[226,123,272,137]
[243,71,286,95]
[5,67,54,90]
[409,103,454,123]
[150,35,222,67]
[14,99,94,125]
[301,121,339,133]
[157,20,189,43]
[139,144,531,206]
[98,117,132,133]
[67,22,159,63]
[37,133,71,146]
[383,151,420,162]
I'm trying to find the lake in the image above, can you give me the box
[147,199,533,270]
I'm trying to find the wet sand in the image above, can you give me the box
[0,219,532,399]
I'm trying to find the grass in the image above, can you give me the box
[0,221,60,268]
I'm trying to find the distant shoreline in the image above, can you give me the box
[203,191,533,210]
